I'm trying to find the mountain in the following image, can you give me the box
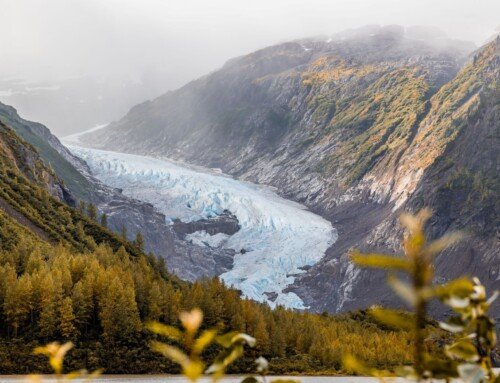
[79,26,499,317]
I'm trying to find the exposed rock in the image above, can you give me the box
[172,210,240,238]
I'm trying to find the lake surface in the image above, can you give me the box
[0,376,408,382]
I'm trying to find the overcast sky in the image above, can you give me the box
[1,0,499,86]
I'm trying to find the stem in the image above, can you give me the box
[414,296,426,379]
[413,257,427,381]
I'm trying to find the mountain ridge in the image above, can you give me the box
[78,29,499,316]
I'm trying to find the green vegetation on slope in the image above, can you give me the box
[318,66,431,184]
[0,122,144,256]
[0,103,93,200]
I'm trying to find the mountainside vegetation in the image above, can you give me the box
[0,102,93,202]
[0,122,143,256]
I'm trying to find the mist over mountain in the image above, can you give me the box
[0,73,181,137]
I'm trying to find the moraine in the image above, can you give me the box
[66,144,337,309]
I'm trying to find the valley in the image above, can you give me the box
[64,143,337,309]
[1,0,499,377]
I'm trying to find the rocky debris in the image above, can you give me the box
[172,210,240,238]
[169,238,235,281]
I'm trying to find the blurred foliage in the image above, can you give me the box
[349,209,499,382]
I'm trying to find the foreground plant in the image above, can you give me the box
[148,308,298,383]
[29,341,101,382]
[148,308,256,382]
[347,209,498,382]
[440,278,498,383]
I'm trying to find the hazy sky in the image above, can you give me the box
[1,0,499,86]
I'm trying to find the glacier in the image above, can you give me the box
[67,145,337,309]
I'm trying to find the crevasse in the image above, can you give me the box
[68,146,337,309]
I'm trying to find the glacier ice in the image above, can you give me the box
[67,146,337,309]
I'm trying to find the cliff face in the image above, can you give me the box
[79,28,498,316]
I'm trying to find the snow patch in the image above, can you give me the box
[68,146,337,309]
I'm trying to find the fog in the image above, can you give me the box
[0,0,498,136]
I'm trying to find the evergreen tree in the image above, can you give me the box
[147,282,162,321]
[99,277,141,340]
[38,273,63,338]
[87,203,97,221]
[134,231,144,251]
[100,213,108,228]
[72,279,93,335]
[59,296,77,339]
[4,273,32,337]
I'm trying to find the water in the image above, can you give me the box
[0,376,407,382]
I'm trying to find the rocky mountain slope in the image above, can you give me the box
[79,26,499,317]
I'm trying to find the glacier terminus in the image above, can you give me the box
[67,145,337,309]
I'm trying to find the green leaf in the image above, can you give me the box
[369,307,414,330]
[424,231,463,257]
[217,332,256,348]
[183,361,205,382]
[439,316,465,333]
[216,331,239,348]
[222,344,244,366]
[350,251,411,271]
[387,275,416,306]
[486,290,499,306]
[207,344,245,377]
[146,322,183,341]
[446,340,479,362]
[444,296,471,310]
[150,341,188,365]
[430,277,474,299]
[457,363,485,383]
[193,329,217,354]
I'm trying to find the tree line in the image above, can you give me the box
[0,235,426,374]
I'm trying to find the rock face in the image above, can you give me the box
[79,26,499,317]
[172,211,240,237]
